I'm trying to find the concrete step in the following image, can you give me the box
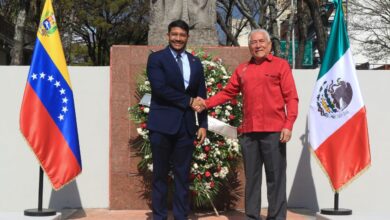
[0,212,61,220]
[61,208,316,220]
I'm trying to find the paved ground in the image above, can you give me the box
[63,208,316,220]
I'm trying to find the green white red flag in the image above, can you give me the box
[308,0,371,192]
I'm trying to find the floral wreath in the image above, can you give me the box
[129,48,242,213]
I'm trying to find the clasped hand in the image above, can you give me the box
[191,97,206,113]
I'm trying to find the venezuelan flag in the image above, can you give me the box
[20,0,81,190]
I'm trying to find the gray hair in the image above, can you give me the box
[248,29,271,45]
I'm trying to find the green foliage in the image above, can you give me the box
[0,0,149,65]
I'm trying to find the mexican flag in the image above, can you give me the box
[308,0,371,192]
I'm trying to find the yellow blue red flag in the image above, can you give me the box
[20,0,81,190]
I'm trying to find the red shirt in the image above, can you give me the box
[205,54,299,133]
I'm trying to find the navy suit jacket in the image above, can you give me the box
[146,47,208,135]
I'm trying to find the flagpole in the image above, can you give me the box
[320,192,352,215]
[24,167,56,216]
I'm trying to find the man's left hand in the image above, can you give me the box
[197,128,207,145]
[280,128,292,143]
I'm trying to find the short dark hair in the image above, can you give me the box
[168,20,190,35]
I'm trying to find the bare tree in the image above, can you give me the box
[304,0,327,61]
[348,0,390,63]
[217,0,290,56]
[295,0,310,68]
[216,0,241,46]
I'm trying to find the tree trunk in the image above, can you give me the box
[268,0,281,56]
[216,11,239,46]
[305,0,327,61]
[285,1,296,66]
[10,8,26,65]
[296,0,309,68]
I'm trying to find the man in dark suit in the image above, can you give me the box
[146,19,208,220]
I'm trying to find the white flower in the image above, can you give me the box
[143,107,150,113]
[207,82,213,86]
[204,138,210,145]
[193,163,199,169]
[225,110,230,116]
[219,166,229,178]
[144,81,150,85]
[147,163,153,172]
[226,138,232,145]
[196,153,207,160]
[221,66,227,74]
[137,128,143,135]
[215,108,221,114]
[214,172,219,177]
[144,154,150,159]
[226,105,232,110]
[209,78,215,83]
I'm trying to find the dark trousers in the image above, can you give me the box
[239,132,287,220]
[149,122,195,220]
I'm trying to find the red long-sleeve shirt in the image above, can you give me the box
[205,54,299,133]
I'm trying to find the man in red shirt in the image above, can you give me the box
[195,29,298,220]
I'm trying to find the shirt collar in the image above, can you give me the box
[250,53,273,64]
[169,46,185,58]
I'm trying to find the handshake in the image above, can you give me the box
[191,97,207,113]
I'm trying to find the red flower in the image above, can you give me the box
[204,145,211,153]
[207,87,212,93]
[210,181,215,188]
[218,141,225,146]
[230,99,238,105]
[216,165,221,172]
[213,57,220,62]
[193,140,198,146]
[197,174,202,180]
[141,122,147,129]
[207,65,214,70]
[139,106,144,111]
[205,171,211,178]
[191,51,196,55]
[229,115,235,120]
[203,53,208,59]
[217,83,223,89]
[189,173,195,180]
[210,111,217,117]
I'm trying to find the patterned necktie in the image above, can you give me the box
[176,53,183,75]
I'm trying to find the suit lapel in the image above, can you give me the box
[187,52,197,88]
